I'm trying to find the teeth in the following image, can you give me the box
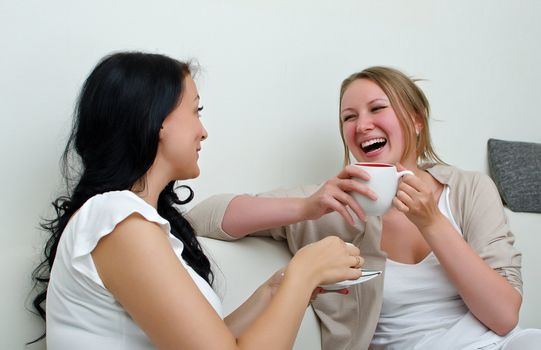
[361,138,386,148]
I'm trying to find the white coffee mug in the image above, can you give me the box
[350,162,413,216]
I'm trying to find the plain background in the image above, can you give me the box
[1,1,539,349]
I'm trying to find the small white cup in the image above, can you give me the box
[350,162,413,216]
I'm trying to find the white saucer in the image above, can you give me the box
[319,269,382,290]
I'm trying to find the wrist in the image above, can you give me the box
[285,256,320,291]
[276,197,311,223]
[298,197,312,220]
[418,214,449,238]
[254,282,274,306]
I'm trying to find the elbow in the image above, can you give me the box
[491,312,519,336]
[493,319,518,336]
[490,288,522,336]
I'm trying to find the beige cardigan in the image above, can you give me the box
[186,164,522,350]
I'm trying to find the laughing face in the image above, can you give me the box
[340,78,413,165]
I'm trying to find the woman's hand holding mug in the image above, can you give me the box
[350,162,413,217]
[393,164,445,232]
[301,165,378,225]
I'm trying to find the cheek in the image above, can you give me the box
[381,112,402,134]
[384,119,405,143]
[342,123,357,147]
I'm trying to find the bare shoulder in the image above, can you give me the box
[91,212,173,289]
[91,214,235,349]
[97,213,167,251]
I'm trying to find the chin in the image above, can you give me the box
[188,166,201,179]
[176,166,200,181]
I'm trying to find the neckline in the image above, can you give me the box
[386,250,434,266]
[383,185,450,266]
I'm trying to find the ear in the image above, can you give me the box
[159,125,165,140]
[413,116,423,135]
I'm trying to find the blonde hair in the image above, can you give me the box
[338,66,444,167]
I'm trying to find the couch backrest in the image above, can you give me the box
[199,236,322,350]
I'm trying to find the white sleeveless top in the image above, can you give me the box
[370,186,512,350]
[46,190,223,350]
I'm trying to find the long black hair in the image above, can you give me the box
[30,52,213,328]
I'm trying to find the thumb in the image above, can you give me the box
[396,163,408,172]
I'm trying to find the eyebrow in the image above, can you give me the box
[340,97,390,114]
[194,94,200,101]
[340,107,356,114]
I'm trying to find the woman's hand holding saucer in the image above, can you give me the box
[286,236,363,291]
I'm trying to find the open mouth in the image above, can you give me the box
[361,138,387,154]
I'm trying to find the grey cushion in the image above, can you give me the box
[487,138,541,213]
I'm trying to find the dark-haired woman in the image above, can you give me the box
[31,52,363,350]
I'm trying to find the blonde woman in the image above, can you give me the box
[188,66,541,349]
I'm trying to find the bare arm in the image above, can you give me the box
[222,196,307,238]
[92,214,362,350]
[394,174,521,335]
[224,284,272,338]
[225,269,348,337]
[222,165,377,237]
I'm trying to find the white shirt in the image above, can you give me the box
[370,186,507,350]
[46,190,222,350]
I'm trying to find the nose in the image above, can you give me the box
[355,114,374,133]
[201,124,208,141]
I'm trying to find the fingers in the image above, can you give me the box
[392,197,409,213]
[310,237,364,285]
[338,164,371,181]
[310,287,323,301]
[396,162,406,172]
[319,179,374,223]
[395,181,418,208]
[330,189,368,224]
[345,242,363,268]
[334,288,350,295]
[338,178,378,201]
[317,288,350,295]
[311,287,349,300]
[394,171,429,211]
[345,242,361,256]
[335,178,377,220]
[319,194,356,225]
[348,255,364,269]
[314,165,381,225]
[399,171,423,190]
[394,174,441,229]
[352,255,363,268]
[346,265,363,280]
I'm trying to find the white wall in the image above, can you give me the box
[1,1,540,348]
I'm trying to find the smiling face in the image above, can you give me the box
[338,67,443,168]
[157,75,207,180]
[340,78,414,166]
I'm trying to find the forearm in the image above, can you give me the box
[224,285,272,338]
[422,217,521,335]
[236,276,313,350]
[222,195,307,237]
[232,235,360,349]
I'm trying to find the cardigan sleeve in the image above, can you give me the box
[459,172,523,295]
[186,193,240,241]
